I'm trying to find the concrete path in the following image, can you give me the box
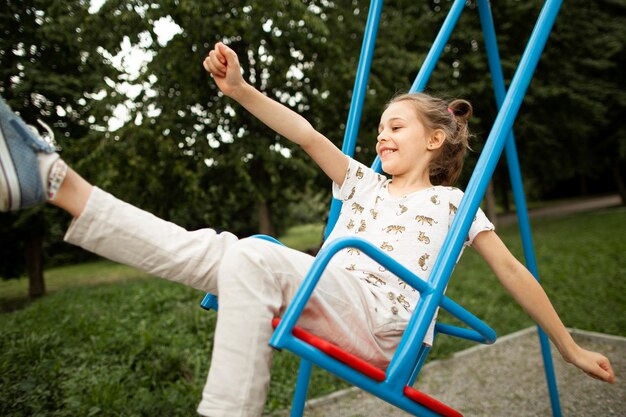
[283,328,625,417]
[497,194,622,226]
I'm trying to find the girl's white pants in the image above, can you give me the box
[64,187,402,417]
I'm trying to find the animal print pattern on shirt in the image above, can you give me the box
[323,158,495,345]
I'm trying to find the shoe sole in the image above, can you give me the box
[0,124,20,211]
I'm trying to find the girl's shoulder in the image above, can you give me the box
[348,158,385,178]
[433,185,464,197]
[334,158,389,202]
[345,158,388,188]
[433,185,461,191]
[430,186,467,210]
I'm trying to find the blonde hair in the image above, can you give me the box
[386,92,473,186]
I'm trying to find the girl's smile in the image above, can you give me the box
[378,146,397,158]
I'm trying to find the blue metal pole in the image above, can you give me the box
[410,0,466,93]
[477,1,562,415]
[290,359,313,417]
[383,0,564,388]
[325,0,383,238]
[371,0,467,174]
[282,337,443,417]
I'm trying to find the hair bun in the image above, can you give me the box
[448,99,472,121]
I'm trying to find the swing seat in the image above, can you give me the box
[270,317,463,417]
[267,236,496,417]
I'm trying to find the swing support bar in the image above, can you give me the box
[477,1,562,414]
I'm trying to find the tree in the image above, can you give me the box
[367,0,626,207]
[537,0,626,202]
[0,0,149,294]
[96,0,372,236]
[474,0,626,203]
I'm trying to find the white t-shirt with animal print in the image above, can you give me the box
[324,157,494,345]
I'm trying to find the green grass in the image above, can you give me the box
[277,223,325,252]
[431,207,626,359]
[1,208,624,416]
[0,260,154,312]
[0,278,214,417]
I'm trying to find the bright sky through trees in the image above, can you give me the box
[90,0,182,129]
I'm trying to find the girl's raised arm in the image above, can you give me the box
[203,42,349,186]
[472,230,615,384]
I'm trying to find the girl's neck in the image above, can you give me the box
[388,174,433,198]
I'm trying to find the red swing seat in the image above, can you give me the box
[271,318,463,417]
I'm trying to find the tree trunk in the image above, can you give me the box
[499,176,510,213]
[24,234,45,299]
[485,180,498,229]
[612,163,626,205]
[258,200,276,237]
[579,174,588,195]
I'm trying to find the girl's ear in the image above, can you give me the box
[428,129,446,150]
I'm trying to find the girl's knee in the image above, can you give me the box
[217,238,285,303]
[221,237,264,263]
[217,238,310,301]
[218,238,274,280]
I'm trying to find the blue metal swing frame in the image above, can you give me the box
[202,0,564,415]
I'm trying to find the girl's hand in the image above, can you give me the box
[203,42,246,98]
[567,346,615,384]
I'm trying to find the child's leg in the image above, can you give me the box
[64,186,238,292]
[198,238,391,417]
[50,167,92,218]
[0,95,238,293]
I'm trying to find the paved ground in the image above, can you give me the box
[282,328,625,417]
[497,194,622,226]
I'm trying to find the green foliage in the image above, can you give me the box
[126,0,363,235]
[356,0,626,198]
[513,0,626,194]
[0,0,150,277]
[0,277,346,416]
[0,260,154,311]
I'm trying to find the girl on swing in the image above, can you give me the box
[0,42,614,417]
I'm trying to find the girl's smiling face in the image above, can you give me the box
[376,100,433,178]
